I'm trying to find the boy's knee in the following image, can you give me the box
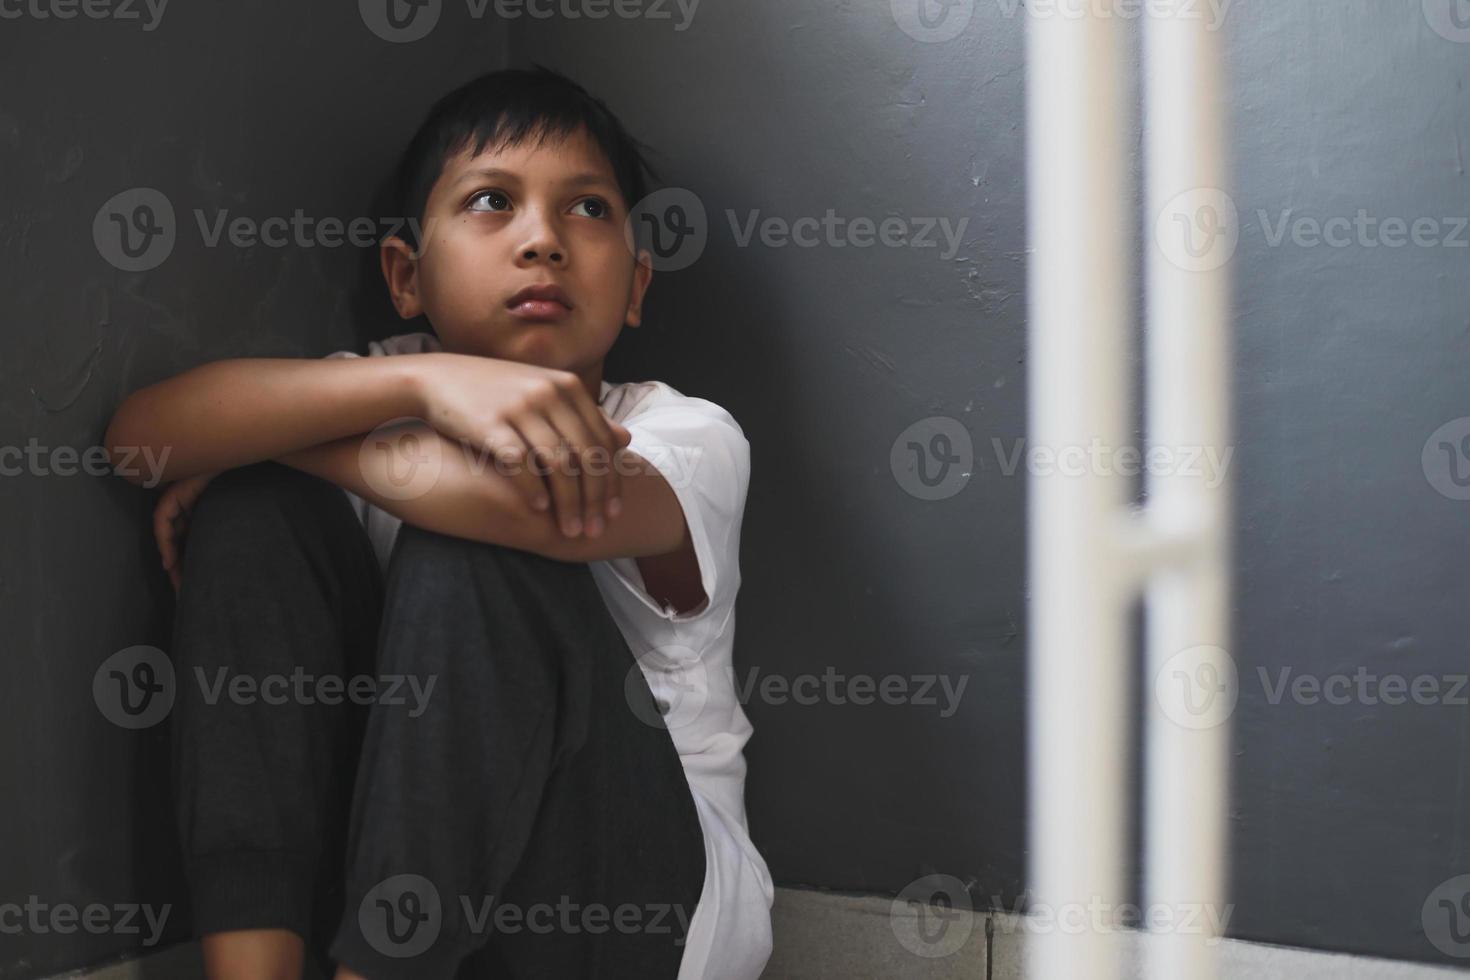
[191,462,334,536]
[180,463,351,582]
[388,523,598,597]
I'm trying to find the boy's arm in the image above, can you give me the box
[276,422,692,564]
[104,356,423,486]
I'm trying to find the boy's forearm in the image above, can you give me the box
[277,420,690,565]
[105,355,426,486]
[275,423,514,548]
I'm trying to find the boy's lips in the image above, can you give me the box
[506,282,573,319]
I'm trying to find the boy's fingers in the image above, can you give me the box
[604,418,630,516]
[493,442,552,518]
[514,412,583,537]
[555,388,618,534]
[153,501,177,566]
[587,412,627,521]
[550,402,608,537]
[540,400,607,536]
[482,426,548,512]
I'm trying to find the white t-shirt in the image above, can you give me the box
[324,332,774,980]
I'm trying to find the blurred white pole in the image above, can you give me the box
[1143,3,1233,980]
[1025,3,1132,979]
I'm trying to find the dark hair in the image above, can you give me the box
[389,63,662,252]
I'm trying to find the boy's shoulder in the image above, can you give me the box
[599,377,746,442]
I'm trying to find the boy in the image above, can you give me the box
[104,66,773,979]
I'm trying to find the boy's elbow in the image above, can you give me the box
[102,399,158,486]
[101,412,135,482]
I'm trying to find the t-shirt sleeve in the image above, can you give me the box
[619,401,751,622]
[322,332,440,361]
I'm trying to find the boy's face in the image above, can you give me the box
[381,124,652,379]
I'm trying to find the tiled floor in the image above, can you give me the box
[55,888,1470,980]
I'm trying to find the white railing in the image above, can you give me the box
[1025,1,1232,978]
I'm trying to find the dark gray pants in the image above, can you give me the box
[170,460,705,979]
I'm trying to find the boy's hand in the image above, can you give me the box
[154,469,221,594]
[410,352,633,538]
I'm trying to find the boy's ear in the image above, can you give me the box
[624,249,654,328]
[380,235,424,320]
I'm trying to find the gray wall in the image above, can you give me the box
[515,0,1030,915]
[1226,0,1470,966]
[0,3,510,975]
[5,0,1470,976]
[525,0,1470,971]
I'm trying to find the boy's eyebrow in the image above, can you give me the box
[451,167,618,192]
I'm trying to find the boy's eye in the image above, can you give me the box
[468,190,510,212]
[572,197,610,220]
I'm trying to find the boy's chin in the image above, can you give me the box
[436,319,615,368]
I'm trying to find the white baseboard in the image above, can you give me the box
[47,887,1470,980]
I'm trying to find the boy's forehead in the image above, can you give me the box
[437,129,617,189]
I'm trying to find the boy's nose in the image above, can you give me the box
[521,246,565,263]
